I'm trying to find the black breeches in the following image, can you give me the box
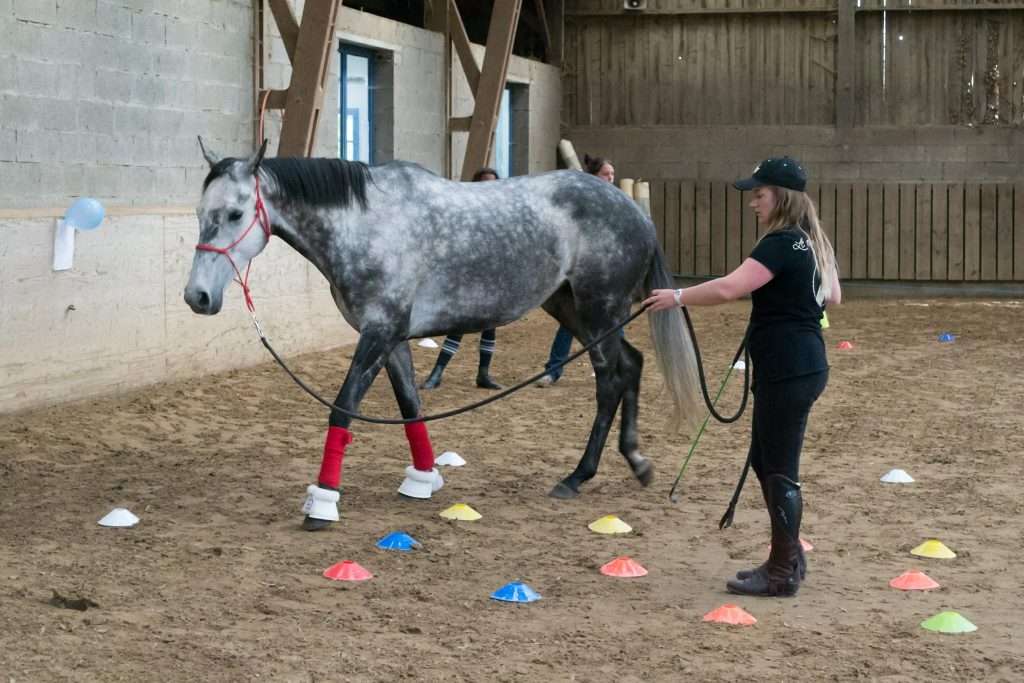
[748,370,828,483]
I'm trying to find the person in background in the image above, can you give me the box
[644,156,841,597]
[421,167,504,391]
[535,154,616,387]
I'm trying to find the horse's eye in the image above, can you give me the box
[228,210,243,223]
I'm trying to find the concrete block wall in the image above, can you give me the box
[0,0,254,209]
[0,212,354,413]
[0,1,564,413]
[567,125,1024,184]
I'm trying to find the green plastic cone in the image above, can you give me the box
[920,611,977,634]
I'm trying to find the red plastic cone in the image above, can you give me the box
[837,341,854,350]
[703,604,757,626]
[323,560,373,582]
[890,570,940,591]
[600,556,648,578]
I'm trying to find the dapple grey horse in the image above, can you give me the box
[184,141,701,530]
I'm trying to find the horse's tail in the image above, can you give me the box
[645,246,703,435]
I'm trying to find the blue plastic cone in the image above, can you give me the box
[938,332,955,343]
[376,531,419,551]
[490,581,541,603]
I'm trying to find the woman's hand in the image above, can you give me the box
[643,288,681,312]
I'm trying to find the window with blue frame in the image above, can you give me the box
[494,87,511,179]
[339,44,374,163]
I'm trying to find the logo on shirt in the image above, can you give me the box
[792,237,810,251]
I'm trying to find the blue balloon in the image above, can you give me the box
[65,197,105,231]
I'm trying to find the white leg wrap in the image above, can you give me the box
[302,484,340,522]
[397,466,444,499]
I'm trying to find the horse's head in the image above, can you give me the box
[183,138,269,315]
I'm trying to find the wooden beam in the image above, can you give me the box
[461,0,522,180]
[545,0,563,67]
[449,116,472,132]
[260,88,289,110]
[835,0,855,129]
[278,0,341,156]
[448,0,480,93]
[533,0,552,64]
[267,0,299,63]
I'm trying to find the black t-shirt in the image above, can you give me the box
[747,227,828,384]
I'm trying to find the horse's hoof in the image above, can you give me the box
[549,481,579,499]
[633,458,654,487]
[302,515,333,531]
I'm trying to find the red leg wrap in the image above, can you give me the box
[404,421,434,472]
[317,426,352,490]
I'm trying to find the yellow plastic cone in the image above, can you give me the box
[440,503,481,521]
[910,539,956,559]
[588,515,632,534]
[820,311,830,329]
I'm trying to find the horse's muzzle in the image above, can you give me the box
[184,286,222,315]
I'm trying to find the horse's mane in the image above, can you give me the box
[203,157,371,210]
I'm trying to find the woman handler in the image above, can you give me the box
[644,156,841,597]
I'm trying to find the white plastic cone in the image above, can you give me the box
[98,508,139,527]
[436,451,466,467]
[417,338,439,349]
[733,360,746,371]
[881,469,914,484]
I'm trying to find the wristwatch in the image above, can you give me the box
[673,288,683,306]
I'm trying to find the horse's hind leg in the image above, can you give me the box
[549,328,627,499]
[617,339,653,487]
[384,342,444,499]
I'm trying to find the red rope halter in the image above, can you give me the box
[194,175,271,313]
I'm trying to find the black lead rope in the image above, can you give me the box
[679,307,754,528]
[257,302,753,523]
[257,305,650,425]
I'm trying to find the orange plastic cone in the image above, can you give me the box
[323,560,373,582]
[837,341,854,350]
[600,556,648,578]
[703,604,757,626]
[889,570,940,591]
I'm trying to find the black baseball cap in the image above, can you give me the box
[733,156,807,192]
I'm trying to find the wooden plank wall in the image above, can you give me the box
[565,4,1024,127]
[856,9,1024,126]
[651,181,1024,281]
[563,12,837,126]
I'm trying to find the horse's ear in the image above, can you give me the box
[197,136,220,167]
[245,139,268,175]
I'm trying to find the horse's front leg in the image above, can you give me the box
[302,328,396,531]
[385,342,444,499]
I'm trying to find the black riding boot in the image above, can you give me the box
[726,474,802,597]
[735,476,807,581]
[420,363,445,390]
[475,367,503,390]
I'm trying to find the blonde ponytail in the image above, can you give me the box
[764,187,838,304]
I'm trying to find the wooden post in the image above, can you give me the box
[278,0,341,156]
[448,0,480,93]
[267,0,299,63]
[461,0,522,180]
[836,0,855,129]
[545,0,563,67]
